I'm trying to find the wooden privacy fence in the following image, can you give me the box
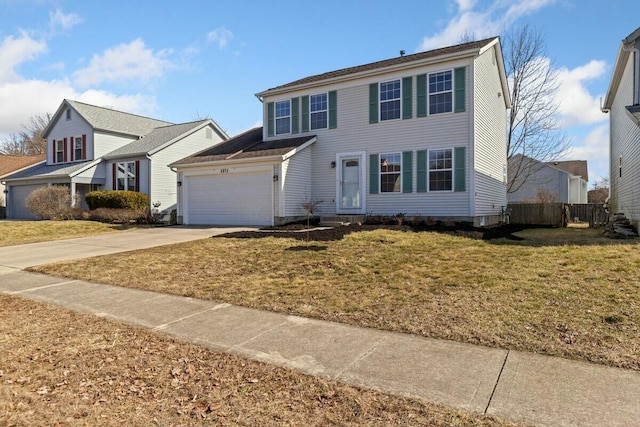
[507,203,607,227]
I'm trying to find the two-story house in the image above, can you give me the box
[603,27,640,229]
[2,100,227,219]
[172,37,511,226]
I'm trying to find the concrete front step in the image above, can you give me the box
[319,215,365,227]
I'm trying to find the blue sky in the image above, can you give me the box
[0,0,637,183]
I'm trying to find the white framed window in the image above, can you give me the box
[380,153,401,192]
[55,140,64,163]
[380,80,401,121]
[428,70,453,114]
[275,100,291,135]
[117,161,137,191]
[428,149,453,191]
[74,137,83,160]
[310,93,328,130]
[66,108,71,120]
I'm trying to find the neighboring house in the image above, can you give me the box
[2,100,227,219]
[603,27,640,228]
[507,154,588,203]
[173,37,511,226]
[0,154,45,207]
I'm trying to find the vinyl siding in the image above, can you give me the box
[93,132,137,159]
[508,164,570,202]
[609,55,640,222]
[261,58,474,218]
[46,115,93,165]
[472,45,508,216]
[150,125,225,213]
[281,148,313,217]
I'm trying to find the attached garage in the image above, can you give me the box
[184,169,273,226]
[8,184,45,219]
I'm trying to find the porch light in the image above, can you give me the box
[331,161,336,168]
[273,175,279,182]
[177,181,182,187]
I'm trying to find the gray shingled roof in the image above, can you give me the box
[172,127,315,165]
[103,120,210,159]
[258,37,497,94]
[3,160,94,181]
[65,100,173,137]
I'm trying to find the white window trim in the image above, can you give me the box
[117,161,137,191]
[73,136,83,161]
[427,148,454,192]
[427,69,454,115]
[275,99,291,135]
[379,152,402,193]
[310,92,328,130]
[379,79,402,122]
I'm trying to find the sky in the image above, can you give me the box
[0,0,637,183]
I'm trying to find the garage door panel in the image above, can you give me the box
[9,184,44,219]
[186,172,272,226]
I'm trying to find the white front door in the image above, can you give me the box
[336,152,365,214]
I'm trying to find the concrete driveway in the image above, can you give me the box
[0,225,252,271]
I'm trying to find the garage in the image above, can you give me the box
[8,184,45,219]
[184,170,273,226]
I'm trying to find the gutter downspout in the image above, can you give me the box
[622,42,640,105]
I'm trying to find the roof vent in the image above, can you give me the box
[400,50,405,57]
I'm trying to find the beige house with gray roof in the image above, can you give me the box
[2,99,227,219]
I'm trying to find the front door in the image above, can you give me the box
[337,152,365,214]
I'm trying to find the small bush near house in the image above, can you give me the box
[85,190,149,210]
[25,186,76,220]
[88,207,147,224]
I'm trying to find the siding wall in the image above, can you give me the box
[94,132,137,159]
[609,55,640,223]
[46,114,93,165]
[150,125,225,213]
[281,147,313,217]
[472,45,508,215]
[507,164,569,202]
[262,57,476,218]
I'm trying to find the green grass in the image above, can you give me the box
[33,225,640,370]
[0,220,135,247]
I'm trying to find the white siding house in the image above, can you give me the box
[603,27,640,228]
[174,37,510,226]
[2,100,227,219]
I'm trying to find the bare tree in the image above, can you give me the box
[0,113,51,155]
[504,25,570,193]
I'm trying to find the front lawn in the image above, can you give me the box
[0,220,134,247]
[32,225,640,370]
[0,295,519,427]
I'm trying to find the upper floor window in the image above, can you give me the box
[66,108,71,120]
[310,93,328,130]
[74,137,83,160]
[429,71,452,114]
[55,140,64,163]
[380,80,401,121]
[428,149,453,191]
[380,153,401,192]
[275,100,290,135]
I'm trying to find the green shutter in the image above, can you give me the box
[267,102,274,137]
[402,77,412,119]
[416,74,427,117]
[369,153,379,194]
[417,150,427,192]
[301,96,309,132]
[454,67,466,113]
[402,151,413,193]
[454,147,466,192]
[369,83,378,124]
[328,91,337,129]
[291,98,299,134]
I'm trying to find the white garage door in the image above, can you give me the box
[9,184,45,219]
[185,171,273,226]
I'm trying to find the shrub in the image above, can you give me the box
[85,190,149,210]
[25,186,76,220]
[89,207,147,224]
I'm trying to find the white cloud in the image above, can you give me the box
[555,60,608,127]
[49,9,83,33]
[0,33,47,83]
[418,0,556,51]
[73,38,173,87]
[207,27,233,49]
[563,124,610,181]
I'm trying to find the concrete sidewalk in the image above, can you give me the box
[1,269,639,427]
[0,225,252,270]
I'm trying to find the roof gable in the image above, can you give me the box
[43,99,173,138]
[603,26,640,109]
[257,37,500,96]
